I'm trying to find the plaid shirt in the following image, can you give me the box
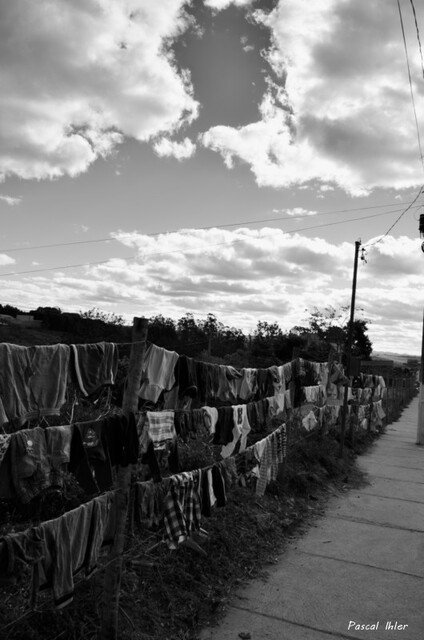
[255,424,287,496]
[163,471,201,549]
[146,411,176,449]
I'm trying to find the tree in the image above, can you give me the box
[80,307,124,326]
[350,319,373,360]
[294,305,373,361]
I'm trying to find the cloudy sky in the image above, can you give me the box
[1,0,424,355]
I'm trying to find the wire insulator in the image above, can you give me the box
[419,213,424,237]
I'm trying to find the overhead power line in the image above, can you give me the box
[408,0,424,81]
[397,0,424,171]
[0,208,412,278]
[0,200,420,254]
[364,183,424,247]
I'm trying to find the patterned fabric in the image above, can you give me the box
[145,411,176,449]
[254,424,287,496]
[163,471,201,549]
[0,433,11,467]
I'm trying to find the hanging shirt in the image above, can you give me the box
[163,471,202,549]
[220,405,251,459]
[139,344,179,403]
[71,342,118,398]
[0,343,70,430]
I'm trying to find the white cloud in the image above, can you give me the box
[0,254,15,266]
[3,228,423,353]
[153,137,196,160]
[285,207,317,217]
[0,195,22,206]
[202,0,424,195]
[0,1,199,181]
[204,0,253,10]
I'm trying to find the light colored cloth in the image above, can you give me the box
[145,411,176,450]
[139,344,179,403]
[302,410,318,432]
[201,406,218,436]
[267,393,285,417]
[220,405,251,459]
[255,424,287,496]
[0,343,70,429]
[238,368,258,401]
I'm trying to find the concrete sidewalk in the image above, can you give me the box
[200,397,424,640]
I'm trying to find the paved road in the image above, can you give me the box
[200,397,424,640]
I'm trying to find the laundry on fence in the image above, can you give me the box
[0,491,117,609]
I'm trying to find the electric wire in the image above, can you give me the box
[408,0,424,80]
[397,0,424,171]
[363,184,424,248]
[0,200,421,254]
[0,208,412,278]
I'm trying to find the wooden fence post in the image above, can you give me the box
[99,317,148,640]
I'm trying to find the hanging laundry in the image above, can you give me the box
[267,393,285,418]
[144,411,179,474]
[101,413,139,468]
[238,368,258,401]
[248,399,270,433]
[68,425,100,496]
[200,465,226,517]
[217,365,242,402]
[213,406,235,445]
[0,526,45,586]
[45,425,72,488]
[201,406,218,437]
[74,420,113,492]
[8,427,51,503]
[36,492,116,609]
[163,471,202,549]
[254,424,287,496]
[135,479,168,529]
[174,355,198,399]
[0,433,11,467]
[71,342,118,398]
[195,360,210,404]
[217,457,239,491]
[139,344,179,403]
[220,405,251,459]
[302,410,318,432]
[0,343,70,431]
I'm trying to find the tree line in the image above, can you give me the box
[0,304,373,367]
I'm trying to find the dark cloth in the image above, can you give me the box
[68,425,99,495]
[163,471,201,548]
[74,420,113,493]
[45,425,72,488]
[0,343,70,432]
[200,465,226,517]
[0,527,45,585]
[10,427,51,503]
[71,342,118,398]
[101,413,139,467]
[195,360,209,404]
[174,356,198,399]
[37,494,116,609]
[247,400,268,433]
[213,406,234,445]
[174,410,193,441]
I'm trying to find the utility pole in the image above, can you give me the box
[417,216,424,444]
[417,308,424,444]
[100,317,148,640]
[339,240,361,457]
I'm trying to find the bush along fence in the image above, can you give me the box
[0,317,418,640]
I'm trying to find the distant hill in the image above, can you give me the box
[372,351,420,366]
